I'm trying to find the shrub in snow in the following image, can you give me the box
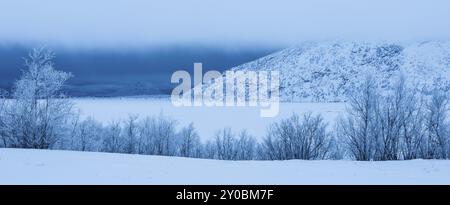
[204,128,257,160]
[262,112,332,160]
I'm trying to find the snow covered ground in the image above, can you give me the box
[73,97,345,140]
[1,148,449,185]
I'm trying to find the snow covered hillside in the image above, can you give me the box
[1,148,449,185]
[230,41,450,102]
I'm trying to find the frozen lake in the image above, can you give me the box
[74,97,346,141]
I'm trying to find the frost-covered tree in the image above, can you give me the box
[373,76,416,160]
[338,75,379,161]
[101,121,123,153]
[235,130,257,160]
[179,123,202,158]
[372,76,427,160]
[2,48,74,149]
[71,117,104,152]
[387,78,427,160]
[137,117,154,154]
[155,115,178,156]
[214,128,238,160]
[339,74,446,160]
[263,112,331,160]
[137,114,178,156]
[203,140,217,159]
[375,80,403,160]
[425,90,449,159]
[123,115,139,154]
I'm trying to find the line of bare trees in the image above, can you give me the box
[337,75,450,160]
[0,48,449,161]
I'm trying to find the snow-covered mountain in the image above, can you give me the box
[229,41,450,102]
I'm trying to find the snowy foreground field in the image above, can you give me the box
[1,148,450,185]
[74,97,345,140]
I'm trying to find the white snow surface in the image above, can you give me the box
[1,148,449,185]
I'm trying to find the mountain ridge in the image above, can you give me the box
[229,41,450,102]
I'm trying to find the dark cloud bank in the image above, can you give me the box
[0,45,278,96]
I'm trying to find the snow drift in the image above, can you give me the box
[1,148,449,185]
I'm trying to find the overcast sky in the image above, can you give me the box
[1,0,450,48]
